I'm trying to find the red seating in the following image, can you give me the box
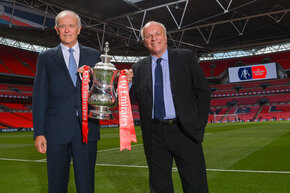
[210,98,233,106]
[0,45,35,76]
[0,83,33,98]
[0,91,24,96]
[0,63,11,73]
[0,103,29,110]
[14,85,33,92]
[208,108,228,122]
[212,89,237,96]
[132,112,140,119]
[99,119,119,126]
[213,60,231,76]
[235,96,263,105]
[0,112,33,128]
[199,61,212,77]
[113,63,133,70]
[0,83,11,90]
[10,47,37,73]
[265,94,290,103]
[258,104,290,120]
[265,85,290,92]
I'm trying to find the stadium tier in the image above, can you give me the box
[0,83,33,99]
[0,45,36,76]
[9,46,38,73]
[0,112,33,128]
[0,102,30,110]
[210,98,233,106]
[266,94,290,103]
[258,104,290,120]
[209,76,289,122]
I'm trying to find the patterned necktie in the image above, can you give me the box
[68,48,77,86]
[154,58,165,120]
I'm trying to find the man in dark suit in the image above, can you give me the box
[33,10,100,193]
[126,21,210,193]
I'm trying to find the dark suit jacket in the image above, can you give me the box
[33,44,100,144]
[130,49,210,156]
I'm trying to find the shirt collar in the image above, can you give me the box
[152,49,168,63]
[60,42,79,53]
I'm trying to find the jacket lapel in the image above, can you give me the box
[144,56,153,96]
[55,45,67,71]
[168,49,177,93]
[55,45,76,87]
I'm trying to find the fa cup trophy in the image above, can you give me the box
[87,42,119,119]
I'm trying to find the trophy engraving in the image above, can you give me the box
[88,42,119,119]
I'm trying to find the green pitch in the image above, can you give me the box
[0,121,290,193]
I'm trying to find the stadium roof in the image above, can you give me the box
[0,0,289,56]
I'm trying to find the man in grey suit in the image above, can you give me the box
[126,21,210,193]
[33,10,100,193]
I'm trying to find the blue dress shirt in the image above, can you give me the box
[60,42,80,69]
[152,50,176,119]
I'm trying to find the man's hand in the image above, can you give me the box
[35,135,47,154]
[124,69,133,84]
[77,65,85,73]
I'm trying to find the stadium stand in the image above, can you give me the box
[0,83,33,98]
[209,78,290,123]
[0,45,36,76]
[258,104,290,120]
[0,102,30,110]
[0,46,289,130]
[0,112,33,128]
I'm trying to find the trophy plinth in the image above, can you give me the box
[89,106,113,120]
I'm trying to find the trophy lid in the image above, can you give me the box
[94,42,117,71]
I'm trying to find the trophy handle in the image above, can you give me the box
[111,70,120,103]
[78,71,83,81]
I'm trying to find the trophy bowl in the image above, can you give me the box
[88,42,119,119]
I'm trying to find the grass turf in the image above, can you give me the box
[0,121,290,193]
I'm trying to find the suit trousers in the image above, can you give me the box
[148,120,208,193]
[46,115,98,193]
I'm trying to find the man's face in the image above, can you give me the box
[143,23,167,58]
[54,14,81,48]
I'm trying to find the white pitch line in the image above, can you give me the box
[0,158,46,162]
[38,159,47,161]
[1,157,290,174]
[98,144,143,152]
[207,168,290,174]
[96,163,148,169]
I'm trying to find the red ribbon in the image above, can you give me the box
[81,65,90,143]
[118,70,137,151]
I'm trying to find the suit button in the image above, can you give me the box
[74,106,78,108]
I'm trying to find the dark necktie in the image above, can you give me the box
[154,58,165,120]
[68,48,77,86]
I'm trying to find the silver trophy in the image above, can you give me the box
[87,42,119,119]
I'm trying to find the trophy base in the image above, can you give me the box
[89,106,113,120]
